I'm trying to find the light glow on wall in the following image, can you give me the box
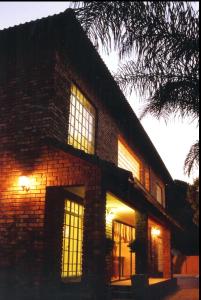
[106,208,116,224]
[151,227,161,237]
[19,176,31,191]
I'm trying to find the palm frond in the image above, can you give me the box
[72,1,199,175]
[184,141,199,176]
[116,60,199,121]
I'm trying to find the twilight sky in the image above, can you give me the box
[0,2,199,183]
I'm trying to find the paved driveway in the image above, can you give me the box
[163,289,199,300]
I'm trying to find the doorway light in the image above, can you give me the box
[151,227,161,237]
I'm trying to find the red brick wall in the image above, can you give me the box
[0,20,173,298]
[54,53,119,164]
[0,47,119,165]
[173,255,199,275]
[148,218,171,278]
[0,143,105,290]
[0,27,167,199]
[135,211,149,274]
[0,28,119,297]
[163,227,172,278]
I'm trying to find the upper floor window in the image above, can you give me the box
[156,183,163,206]
[68,85,96,154]
[118,138,141,181]
[145,167,150,191]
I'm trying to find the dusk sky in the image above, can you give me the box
[0,2,199,183]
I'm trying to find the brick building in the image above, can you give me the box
[0,9,181,300]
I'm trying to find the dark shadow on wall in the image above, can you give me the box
[173,254,187,274]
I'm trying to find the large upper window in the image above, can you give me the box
[118,138,141,181]
[68,85,96,154]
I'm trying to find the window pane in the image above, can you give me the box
[156,184,163,205]
[145,167,150,191]
[68,85,95,154]
[62,200,84,279]
[118,139,140,181]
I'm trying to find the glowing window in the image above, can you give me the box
[68,85,95,154]
[145,167,150,191]
[118,139,140,181]
[156,183,163,205]
[62,200,84,279]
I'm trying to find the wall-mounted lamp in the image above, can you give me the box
[151,227,161,237]
[106,208,116,223]
[19,176,30,192]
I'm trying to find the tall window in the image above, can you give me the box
[68,85,96,154]
[62,200,84,279]
[145,167,150,191]
[156,183,163,206]
[118,138,141,181]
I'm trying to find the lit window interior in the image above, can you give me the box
[68,85,95,154]
[118,139,140,181]
[145,167,150,191]
[156,184,163,205]
[62,200,84,279]
[106,193,136,281]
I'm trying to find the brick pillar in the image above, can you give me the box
[135,210,149,275]
[163,228,172,278]
[82,184,107,300]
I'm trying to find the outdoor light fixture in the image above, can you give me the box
[106,208,116,223]
[151,227,161,237]
[19,176,30,192]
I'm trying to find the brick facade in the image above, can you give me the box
[0,142,106,298]
[54,52,119,164]
[0,9,175,300]
[135,211,149,274]
[163,228,172,278]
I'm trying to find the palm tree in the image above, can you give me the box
[187,177,199,226]
[184,141,199,177]
[73,2,199,175]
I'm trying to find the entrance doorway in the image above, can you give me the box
[106,193,136,282]
[112,221,135,281]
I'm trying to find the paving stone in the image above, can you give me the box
[163,288,199,300]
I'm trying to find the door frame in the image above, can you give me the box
[111,220,135,282]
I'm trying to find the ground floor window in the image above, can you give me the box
[61,200,84,280]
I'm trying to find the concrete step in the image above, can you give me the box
[111,278,178,300]
[149,278,178,299]
[174,275,199,289]
[110,285,133,299]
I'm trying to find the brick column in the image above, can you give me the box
[163,228,172,278]
[82,183,107,300]
[135,210,149,275]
